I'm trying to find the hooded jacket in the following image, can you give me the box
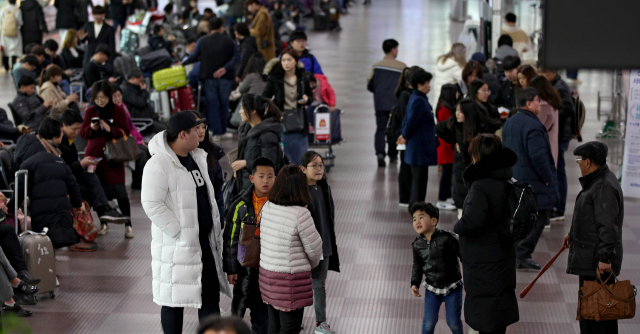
[12,91,49,130]
[434,57,463,90]
[454,147,519,332]
[236,118,283,191]
[259,202,322,310]
[567,165,623,277]
[141,131,231,308]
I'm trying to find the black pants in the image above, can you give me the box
[374,110,396,158]
[132,145,150,189]
[267,304,304,334]
[517,209,549,260]
[102,183,132,227]
[160,243,220,334]
[409,165,429,208]
[579,275,618,334]
[398,151,412,204]
[438,163,453,201]
[0,225,26,272]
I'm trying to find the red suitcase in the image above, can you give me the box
[169,86,196,114]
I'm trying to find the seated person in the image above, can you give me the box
[0,245,35,317]
[120,69,166,133]
[0,108,29,141]
[8,118,94,251]
[83,43,118,90]
[12,75,53,130]
[61,29,85,69]
[36,65,80,118]
[12,56,39,91]
[28,45,47,79]
[43,39,75,95]
[148,25,174,56]
[59,110,129,224]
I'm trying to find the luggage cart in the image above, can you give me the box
[308,104,343,172]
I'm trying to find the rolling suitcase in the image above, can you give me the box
[150,90,171,121]
[15,170,57,299]
[169,86,196,114]
[153,65,188,91]
[120,29,140,54]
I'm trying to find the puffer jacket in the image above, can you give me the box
[434,57,464,90]
[410,229,461,289]
[37,81,70,119]
[259,202,322,310]
[236,118,283,191]
[567,165,623,277]
[12,92,49,130]
[141,131,231,308]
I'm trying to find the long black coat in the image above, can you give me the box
[55,0,77,29]
[307,178,340,273]
[20,0,48,50]
[436,121,470,209]
[262,65,313,135]
[454,147,519,332]
[81,21,116,66]
[9,151,82,248]
[567,165,624,277]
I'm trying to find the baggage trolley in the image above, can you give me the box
[308,104,343,172]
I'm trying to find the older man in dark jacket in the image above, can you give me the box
[502,87,557,270]
[12,75,52,131]
[563,141,623,334]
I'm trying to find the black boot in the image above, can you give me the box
[2,303,32,317]
[17,270,41,286]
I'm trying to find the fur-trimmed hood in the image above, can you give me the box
[463,147,518,187]
[263,57,306,76]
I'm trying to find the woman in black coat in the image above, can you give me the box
[468,79,501,121]
[20,0,48,51]
[454,134,519,333]
[192,111,226,221]
[436,99,501,216]
[262,48,313,166]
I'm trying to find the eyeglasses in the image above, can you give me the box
[94,96,109,102]
[479,89,491,94]
[196,124,208,131]
[307,164,324,170]
[575,157,583,163]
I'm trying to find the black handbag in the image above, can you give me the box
[282,108,305,133]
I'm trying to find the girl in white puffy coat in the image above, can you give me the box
[259,164,323,334]
[434,43,466,92]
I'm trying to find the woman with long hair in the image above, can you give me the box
[238,52,268,95]
[259,164,322,334]
[516,65,537,91]
[468,79,501,120]
[437,99,501,217]
[457,60,484,99]
[262,48,313,165]
[434,43,466,89]
[192,110,226,219]
[529,75,563,166]
[300,151,340,334]
[389,66,417,206]
[37,65,79,118]
[60,29,85,69]
[454,134,519,334]
[79,81,134,238]
[435,84,458,211]
[232,94,284,191]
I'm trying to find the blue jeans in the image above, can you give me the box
[202,78,233,135]
[556,140,570,213]
[282,132,308,166]
[422,285,463,334]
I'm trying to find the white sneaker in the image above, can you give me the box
[437,202,456,211]
[399,203,409,208]
[446,198,454,205]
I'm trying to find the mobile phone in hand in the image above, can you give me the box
[91,117,100,123]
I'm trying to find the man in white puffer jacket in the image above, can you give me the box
[141,111,231,334]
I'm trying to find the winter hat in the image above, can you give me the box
[471,52,487,63]
[573,141,608,165]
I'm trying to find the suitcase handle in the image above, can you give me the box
[14,170,28,235]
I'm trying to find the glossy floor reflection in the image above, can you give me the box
[11,0,640,333]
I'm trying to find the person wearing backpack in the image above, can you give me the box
[232,94,284,191]
[454,133,519,334]
[0,0,23,71]
[502,87,558,271]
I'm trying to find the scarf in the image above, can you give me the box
[37,135,61,157]
[95,101,115,120]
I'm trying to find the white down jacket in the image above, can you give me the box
[434,57,464,91]
[142,131,231,308]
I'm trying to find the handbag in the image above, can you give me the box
[282,108,305,133]
[237,202,267,268]
[72,200,98,242]
[104,128,141,163]
[577,270,637,321]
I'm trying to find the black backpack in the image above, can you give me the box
[505,178,538,241]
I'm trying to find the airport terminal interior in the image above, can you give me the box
[0,0,636,333]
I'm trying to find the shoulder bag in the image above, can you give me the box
[104,128,141,163]
[237,202,267,268]
[577,270,636,321]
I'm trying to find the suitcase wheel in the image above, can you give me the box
[49,291,55,299]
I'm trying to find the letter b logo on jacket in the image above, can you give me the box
[191,170,205,187]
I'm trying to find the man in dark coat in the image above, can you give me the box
[78,6,116,66]
[502,87,557,270]
[55,0,77,37]
[454,144,519,333]
[494,55,520,111]
[120,69,165,133]
[233,22,258,83]
[82,44,118,90]
[12,75,53,131]
[109,0,130,35]
[563,141,623,334]
[20,0,48,51]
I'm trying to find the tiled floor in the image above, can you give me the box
[7,0,640,333]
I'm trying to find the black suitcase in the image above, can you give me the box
[140,49,172,73]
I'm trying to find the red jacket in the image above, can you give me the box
[80,104,131,186]
[314,74,336,107]
[436,105,455,165]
